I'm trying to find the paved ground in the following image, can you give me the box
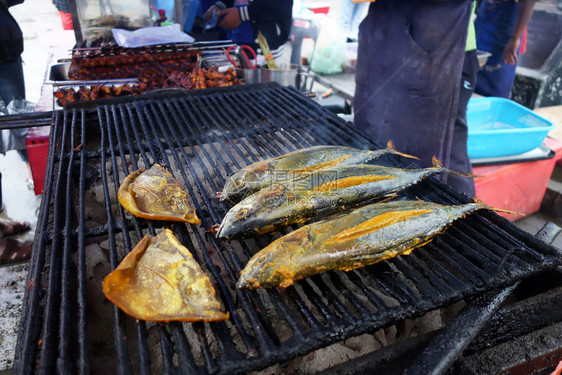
[0,3,63,372]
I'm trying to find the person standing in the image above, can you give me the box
[353,0,473,192]
[203,0,293,58]
[474,0,536,98]
[0,0,32,263]
[0,0,25,105]
[52,0,73,30]
[338,0,369,42]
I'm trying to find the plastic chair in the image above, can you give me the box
[290,17,320,93]
[290,17,351,114]
[290,17,321,66]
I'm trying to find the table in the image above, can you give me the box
[308,71,356,102]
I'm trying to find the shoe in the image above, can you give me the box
[0,219,30,237]
[0,237,33,264]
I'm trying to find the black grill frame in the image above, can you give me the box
[14,83,562,374]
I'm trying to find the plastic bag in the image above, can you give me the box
[112,24,194,48]
[343,42,358,72]
[0,99,35,153]
[310,18,346,75]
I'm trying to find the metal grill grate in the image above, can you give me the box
[14,83,562,374]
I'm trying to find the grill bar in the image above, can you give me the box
[15,84,562,374]
[406,283,520,375]
[132,99,278,365]
[99,106,135,375]
[15,118,58,375]
[38,110,71,374]
[77,110,90,374]
[57,110,77,374]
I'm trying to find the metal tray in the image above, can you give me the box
[46,41,238,86]
[470,143,555,166]
[45,62,138,86]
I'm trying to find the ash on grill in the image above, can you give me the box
[14,84,562,375]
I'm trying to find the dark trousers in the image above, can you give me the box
[0,57,25,206]
[0,57,25,105]
[447,49,478,197]
[354,0,472,183]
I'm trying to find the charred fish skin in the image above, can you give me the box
[220,146,375,203]
[216,183,319,240]
[285,163,460,194]
[220,144,411,204]
[237,201,486,289]
[217,163,467,240]
[220,161,269,204]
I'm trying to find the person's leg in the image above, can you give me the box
[0,237,33,263]
[473,1,521,98]
[446,49,478,197]
[0,57,26,104]
[474,50,518,98]
[0,218,30,237]
[58,11,73,30]
[338,0,354,38]
[354,0,472,170]
[349,2,368,41]
[0,217,32,263]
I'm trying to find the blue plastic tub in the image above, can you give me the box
[467,97,554,159]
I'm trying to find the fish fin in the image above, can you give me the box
[312,175,397,192]
[379,194,399,203]
[431,156,477,178]
[384,140,418,160]
[208,224,220,233]
[432,156,443,169]
[293,154,352,174]
[473,198,524,216]
[449,170,477,178]
[326,209,434,244]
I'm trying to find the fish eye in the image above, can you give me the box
[233,179,243,188]
[236,208,249,219]
[256,253,268,265]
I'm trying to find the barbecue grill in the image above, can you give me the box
[13,83,562,374]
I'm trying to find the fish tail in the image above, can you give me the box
[472,198,524,216]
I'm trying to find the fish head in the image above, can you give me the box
[237,226,313,289]
[217,184,292,239]
[220,162,270,203]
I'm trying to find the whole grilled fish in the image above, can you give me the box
[237,200,490,289]
[219,141,415,203]
[216,158,472,239]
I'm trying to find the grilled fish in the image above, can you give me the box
[219,141,415,203]
[237,200,490,289]
[103,229,229,321]
[118,163,200,224]
[217,158,472,239]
